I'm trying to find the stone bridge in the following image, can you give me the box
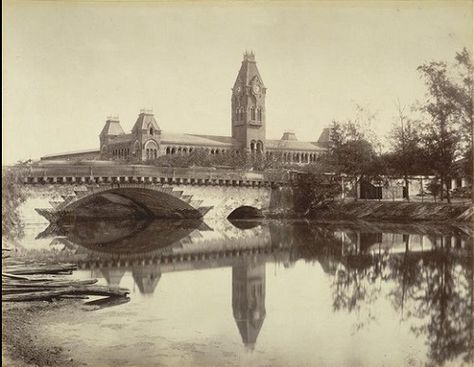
[22,162,296,222]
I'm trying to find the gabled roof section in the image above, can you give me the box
[161,132,237,147]
[190,134,239,145]
[132,110,161,133]
[100,117,125,137]
[317,127,331,144]
[234,51,265,88]
[281,131,298,141]
[266,139,327,151]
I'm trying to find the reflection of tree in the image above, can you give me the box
[328,230,473,366]
[388,237,473,367]
[331,252,389,331]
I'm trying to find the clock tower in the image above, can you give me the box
[231,51,266,154]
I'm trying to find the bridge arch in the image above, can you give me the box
[55,187,207,221]
[227,205,264,220]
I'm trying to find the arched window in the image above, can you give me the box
[166,147,170,155]
[250,141,256,154]
[144,140,159,161]
[258,108,263,121]
[251,106,256,120]
[149,127,153,135]
[256,141,264,155]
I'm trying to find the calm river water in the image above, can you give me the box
[13,217,474,367]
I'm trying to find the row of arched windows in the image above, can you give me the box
[109,142,318,164]
[165,146,234,156]
[166,146,194,155]
[113,148,130,159]
[263,151,318,163]
[146,148,158,160]
[280,152,318,163]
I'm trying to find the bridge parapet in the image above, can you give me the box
[23,163,291,188]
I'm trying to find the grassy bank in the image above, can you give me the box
[307,201,473,223]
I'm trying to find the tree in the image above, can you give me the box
[2,162,30,239]
[292,172,342,215]
[451,48,474,152]
[417,60,461,203]
[323,116,381,200]
[386,102,428,201]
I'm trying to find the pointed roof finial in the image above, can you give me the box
[243,50,256,62]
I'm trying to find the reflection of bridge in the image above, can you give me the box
[39,219,472,348]
[24,163,295,222]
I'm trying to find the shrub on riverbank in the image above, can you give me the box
[2,164,29,239]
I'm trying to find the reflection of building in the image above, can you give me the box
[100,268,126,287]
[132,267,162,295]
[41,52,329,162]
[232,259,266,349]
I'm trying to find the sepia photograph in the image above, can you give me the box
[2,1,473,366]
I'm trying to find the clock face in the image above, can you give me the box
[252,85,261,94]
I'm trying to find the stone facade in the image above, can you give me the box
[41,52,329,163]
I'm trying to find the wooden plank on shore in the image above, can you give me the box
[4,264,77,275]
[2,285,129,302]
[2,273,72,281]
[84,296,131,310]
[3,279,98,288]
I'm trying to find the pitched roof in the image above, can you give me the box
[190,134,238,145]
[41,148,100,159]
[280,132,298,141]
[317,127,331,144]
[132,111,161,133]
[234,51,265,88]
[100,119,125,136]
[107,133,134,144]
[266,139,326,151]
[160,132,237,147]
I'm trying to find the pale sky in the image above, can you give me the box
[2,0,472,164]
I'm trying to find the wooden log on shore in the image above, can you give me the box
[84,296,131,310]
[3,279,98,288]
[2,273,33,281]
[3,264,77,275]
[2,273,73,282]
[3,287,59,294]
[2,285,129,302]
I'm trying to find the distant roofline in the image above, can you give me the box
[41,148,100,159]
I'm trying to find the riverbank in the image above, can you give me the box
[2,301,80,367]
[306,201,473,223]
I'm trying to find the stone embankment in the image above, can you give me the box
[307,201,473,223]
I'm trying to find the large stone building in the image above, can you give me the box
[42,52,329,163]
